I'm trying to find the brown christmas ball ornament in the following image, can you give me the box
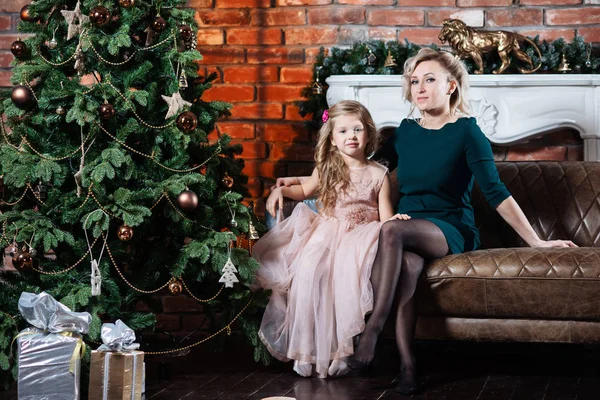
[221,172,234,189]
[179,25,192,41]
[151,16,167,32]
[89,5,111,27]
[117,224,133,241]
[177,189,198,212]
[11,40,27,58]
[176,111,198,132]
[20,5,34,22]
[168,279,183,295]
[13,248,33,271]
[11,85,36,110]
[98,102,115,120]
[119,0,135,8]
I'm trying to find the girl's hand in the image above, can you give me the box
[266,187,284,218]
[388,213,411,221]
[533,239,578,248]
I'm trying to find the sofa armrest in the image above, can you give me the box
[265,199,319,230]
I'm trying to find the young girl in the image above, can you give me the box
[252,100,409,379]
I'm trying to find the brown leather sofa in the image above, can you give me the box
[415,161,600,343]
[265,161,600,343]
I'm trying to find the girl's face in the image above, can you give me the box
[331,113,369,163]
[410,60,455,114]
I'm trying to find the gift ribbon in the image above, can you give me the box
[101,351,139,400]
[12,330,86,374]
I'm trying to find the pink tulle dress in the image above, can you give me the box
[253,162,388,378]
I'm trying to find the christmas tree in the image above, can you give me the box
[0,0,268,382]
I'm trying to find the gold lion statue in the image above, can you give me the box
[438,19,542,75]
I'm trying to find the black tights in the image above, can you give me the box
[352,219,449,387]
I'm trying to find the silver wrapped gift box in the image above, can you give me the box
[16,291,91,400]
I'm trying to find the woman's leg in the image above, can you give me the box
[350,219,448,368]
[394,251,425,393]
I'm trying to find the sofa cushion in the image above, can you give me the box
[418,247,600,320]
[474,162,600,248]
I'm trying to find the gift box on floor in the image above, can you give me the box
[16,292,91,400]
[88,320,144,400]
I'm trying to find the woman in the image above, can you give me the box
[348,48,577,394]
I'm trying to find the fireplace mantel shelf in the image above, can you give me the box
[326,74,600,161]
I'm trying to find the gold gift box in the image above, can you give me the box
[88,350,144,400]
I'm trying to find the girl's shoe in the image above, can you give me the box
[293,360,312,377]
[328,358,350,377]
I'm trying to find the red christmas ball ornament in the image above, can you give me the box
[89,5,111,27]
[151,16,167,32]
[11,40,27,58]
[176,111,198,132]
[177,190,198,212]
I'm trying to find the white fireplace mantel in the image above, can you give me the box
[326,74,600,161]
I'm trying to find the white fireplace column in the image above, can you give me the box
[326,75,600,161]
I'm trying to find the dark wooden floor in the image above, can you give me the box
[2,339,600,399]
[143,340,600,400]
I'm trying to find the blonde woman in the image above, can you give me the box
[348,48,577,394]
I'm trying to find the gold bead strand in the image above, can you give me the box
[21,130,93,161]
[143,295,254,355]
[102,232,170,294]
[1,187,29,206]
[105,81,174,130]
[32,235,101,275]
[180,279,224,303]
[96,122,218,173]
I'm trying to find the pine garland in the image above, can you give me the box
[298,35,600,126]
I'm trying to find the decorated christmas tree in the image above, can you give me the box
[0,0,267,382]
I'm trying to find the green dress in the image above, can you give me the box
[378,117,511,254]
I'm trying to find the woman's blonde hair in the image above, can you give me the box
[402,48,470,116]
[314,100,379,216]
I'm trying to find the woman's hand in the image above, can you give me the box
[270,177,301,191]
[266,187,284,218]
[388,213,411,221]
[532,239,578,248]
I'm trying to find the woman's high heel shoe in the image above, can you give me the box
[395,365,419,395]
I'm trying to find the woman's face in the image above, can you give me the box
[409,60,455,114]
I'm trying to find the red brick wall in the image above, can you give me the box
[0,0,593,212]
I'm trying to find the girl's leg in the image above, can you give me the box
[350,219,448,368]
[394,251,425,394]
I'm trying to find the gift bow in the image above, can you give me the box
[18,291,91,334]
[14,292,91,374]
[97,319,140,351]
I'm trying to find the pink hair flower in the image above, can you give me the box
[322,109,329,123]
